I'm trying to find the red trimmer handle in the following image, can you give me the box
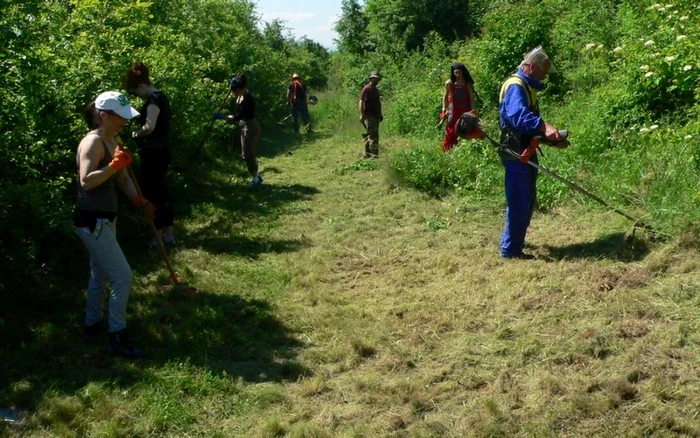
[521,130,569,162]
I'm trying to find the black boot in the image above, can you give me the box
[109,329,143,358]
[84,320,104,342]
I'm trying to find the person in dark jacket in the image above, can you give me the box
[215,74,263,187]
[498,46,563,259]
[359,71,383,158]
[126,61,175,247]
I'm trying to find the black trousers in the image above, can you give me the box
[139,147,174,230]
[291,102,311,133]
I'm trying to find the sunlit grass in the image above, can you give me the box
[4,101,700,437]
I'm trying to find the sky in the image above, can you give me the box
[253,0,345,49]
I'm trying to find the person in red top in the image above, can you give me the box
[359,71,383,158]
[441,63,476,152]
[286,73,313,134]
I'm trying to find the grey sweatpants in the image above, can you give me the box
[75,218,133,333]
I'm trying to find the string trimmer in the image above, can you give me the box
[276,114,293,126]
[190,86,233,159]
[456,112,653,232]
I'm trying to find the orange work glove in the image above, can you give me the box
[108,145,133,173]
[133,195,155,220]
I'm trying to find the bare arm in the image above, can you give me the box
[442,80,451,112]
[539,120,562,141]
[116,168,139,200]
[77,135,116,191]
[133,103,160,138]
[468,85,477,112]
[115,162,155,219]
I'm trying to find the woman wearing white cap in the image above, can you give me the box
[74,91,154,358]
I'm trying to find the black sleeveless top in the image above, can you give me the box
[74,135,118,228]
[138,90,171,149]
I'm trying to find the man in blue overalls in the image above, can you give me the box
[499,46,562,259]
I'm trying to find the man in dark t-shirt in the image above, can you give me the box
[359,71,383,158]
[286,73,313,133]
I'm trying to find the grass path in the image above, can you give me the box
[5,116,700,437]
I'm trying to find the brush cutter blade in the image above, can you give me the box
[277,114,293,126]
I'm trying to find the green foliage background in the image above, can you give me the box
[335,0,699,234]
[1,0,699,322]
[0,0,330,296]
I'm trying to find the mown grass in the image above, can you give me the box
[3,97,700,437]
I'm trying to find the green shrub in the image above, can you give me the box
[0,0,330,298]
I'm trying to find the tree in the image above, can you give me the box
[334,0,371,55]
[363,0,474,53]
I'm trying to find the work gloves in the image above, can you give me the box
[108,145,133,173]
[132,195,155,220]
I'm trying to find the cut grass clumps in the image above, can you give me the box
[298,375,327,398]
[288,422,331,438]
[260,418,285,438]
[351,338,377,360]
[334,160,378,175]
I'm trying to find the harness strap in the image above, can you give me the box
[499,76,537,110]
[292,80,303,100]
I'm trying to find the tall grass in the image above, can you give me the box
[356,0,699,237]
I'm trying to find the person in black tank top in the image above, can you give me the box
[126,62,176,247]
[74,91,154,358]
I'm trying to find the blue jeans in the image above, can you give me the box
[500,160,538,257]
[75,218,133,333]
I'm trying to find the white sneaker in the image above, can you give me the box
[248,176,263,187]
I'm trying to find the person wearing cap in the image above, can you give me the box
[125,61,175,248]
[286,73,313,134]
[74,91,154,358]
[214,74,263,187]
[441,63,477,152]
[498,46,563,259]
[359,71,383,158]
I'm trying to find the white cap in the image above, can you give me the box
[95,91,140,119]
[521,46,556,74]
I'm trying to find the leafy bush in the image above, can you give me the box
[0,0,330,298]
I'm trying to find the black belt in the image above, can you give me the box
[73,210,117,232]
